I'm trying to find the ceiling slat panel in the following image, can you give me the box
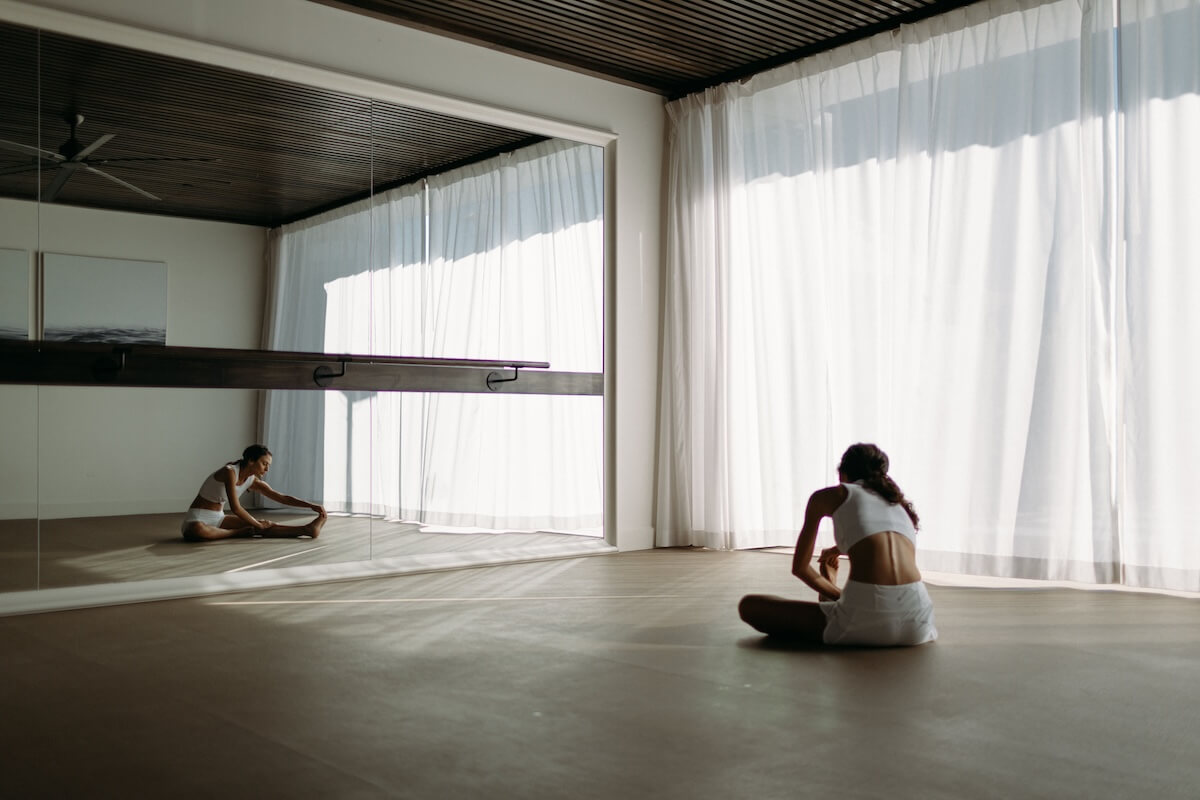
[347,0,742,83]
[341,0,799,80]
[316,0,978,94]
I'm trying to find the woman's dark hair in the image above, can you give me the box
[239,444,272,466]
[838,443,919,529]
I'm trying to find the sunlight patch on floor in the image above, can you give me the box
[754,546,1200,599]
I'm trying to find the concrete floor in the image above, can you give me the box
[2,549,1198,799]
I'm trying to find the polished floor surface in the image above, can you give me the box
[3,549,1198,799]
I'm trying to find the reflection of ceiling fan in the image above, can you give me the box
[0,113,215,202]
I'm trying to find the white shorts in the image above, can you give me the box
[181,506,225,536]
[820,579,938,646]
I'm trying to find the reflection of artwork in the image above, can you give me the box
[42,253,167,344]
[0,248,29,341]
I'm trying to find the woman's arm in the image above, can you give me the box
[222,468,268,529]
[818,547,841,601]
[791,486,845,601]
[253,481,325,515]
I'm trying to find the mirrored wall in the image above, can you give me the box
[0,19,605,601]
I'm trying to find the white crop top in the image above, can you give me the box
[831,481,916,552]
[197,463,257,507]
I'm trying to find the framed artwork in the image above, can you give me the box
[41,253,167,344]
[0,248,29,341]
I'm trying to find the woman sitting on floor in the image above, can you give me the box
[181,444,326,541]
[739,442,937,646]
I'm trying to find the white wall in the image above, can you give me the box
[0,200,38,518]
[1,0,666,548]
[0,197,266,518]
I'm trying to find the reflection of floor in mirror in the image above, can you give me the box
[0,517,37,593]
[0,513,601,590]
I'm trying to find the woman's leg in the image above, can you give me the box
[256,514,326,539]
[738,594,828,643]
[182,517,254,542]
[182,512,327,541]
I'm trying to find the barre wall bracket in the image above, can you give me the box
[486,367,522,391]
[313,361,346,387]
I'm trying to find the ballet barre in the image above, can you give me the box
[0,341,602,396]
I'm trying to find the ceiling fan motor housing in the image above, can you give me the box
[58,113,85,159]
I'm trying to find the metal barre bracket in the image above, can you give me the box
[486,367,521,391]
[313,362,347,387]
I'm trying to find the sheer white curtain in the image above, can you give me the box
[1119,0,1200,589]
[263,139,603,530]
[657,0,1191,585]
[888,0,1117,581]
[260,194,393,514]
[657,42,909,550]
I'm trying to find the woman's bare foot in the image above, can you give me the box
[276,515,326,539]
[251,520,310,539]
[305,514,327,539]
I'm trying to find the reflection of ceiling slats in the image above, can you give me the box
[315,0,982,95]
[0,23,544,227]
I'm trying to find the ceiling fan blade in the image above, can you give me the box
[0,138,64,161]
[0,163,43,176]
[72,133,115,161]
[43,162,81,202]
[83,164,161,201]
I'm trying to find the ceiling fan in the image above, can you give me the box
[0,113,214,202]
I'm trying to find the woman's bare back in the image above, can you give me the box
[846,531,923,585]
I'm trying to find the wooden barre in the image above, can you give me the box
[0,341,602,396]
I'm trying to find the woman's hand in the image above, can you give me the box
[817,547,841,602]
[310,503,326,517]
[818,547,841,579]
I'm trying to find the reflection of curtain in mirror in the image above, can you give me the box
[262,139,602,530]
[657,0,1134,581]
[261,197,388,515]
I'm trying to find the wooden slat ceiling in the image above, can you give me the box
[0,22,544,227]
[315,0,983,96]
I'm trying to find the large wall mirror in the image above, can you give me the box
[0,19,606,605]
